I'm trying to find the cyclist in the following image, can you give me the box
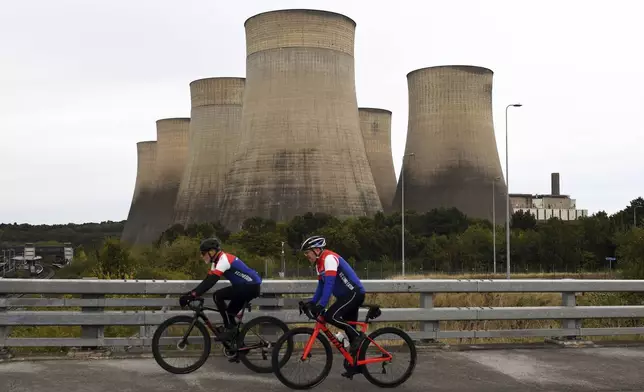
[300,235,366,358]
[179,237,262,341]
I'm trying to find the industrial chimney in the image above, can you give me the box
[173,77,245,226]
[219,9,382,230]
[391,65,508,222]
[121,141,157,245]
[358,108,397,212]
[551,172,560,195]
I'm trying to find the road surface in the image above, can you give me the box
[1,345,644,391]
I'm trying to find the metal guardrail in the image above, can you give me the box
[1,278,643,348]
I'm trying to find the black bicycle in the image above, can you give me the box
[151,297,292,374]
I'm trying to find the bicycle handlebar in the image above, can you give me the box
[298,301,318,321]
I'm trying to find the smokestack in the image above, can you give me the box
[551,172,560,195]
[358,108,396,212]
[391,65,508,222]
[219,9,382,230]
[121,141,157,245]
[173,77,245,226]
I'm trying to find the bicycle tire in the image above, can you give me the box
[151,315,211,374]
[271,327,333,390]
[358,326,417,388]
[236,315,291,373]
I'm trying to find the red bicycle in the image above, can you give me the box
[270,301,417,389]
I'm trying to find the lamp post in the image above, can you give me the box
[505,103,522,279]
[492,176,501,274]
[635,206,641,227]
[401,152,415,277]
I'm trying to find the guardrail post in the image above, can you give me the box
[561,291,580,340]
[79,278,105,351]
[419,292,439,344]
[257,292,283,340]
[0,300,11,359]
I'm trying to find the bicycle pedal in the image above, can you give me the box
[227,356,240,363]
[341,372,354,380]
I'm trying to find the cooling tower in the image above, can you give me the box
[173,77,245,226]
[121,141,157,245]
[141,117,191,243]
[391,65,508,223]
[358,108,397,213]
[219,9,382,230]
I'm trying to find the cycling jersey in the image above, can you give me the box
[208,252,262,285]
[311,249,365,307]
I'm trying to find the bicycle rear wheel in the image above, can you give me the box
[151,315,211,374]
[271,327,333,390]
[236,315,292,373]
[358,326,417,388]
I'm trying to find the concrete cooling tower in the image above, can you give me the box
[219,9,382,230]
[141,117,191,243]
[391,65,508,223]
[121,141,157,245]
[359,108,397,213]
[173,77,245,226]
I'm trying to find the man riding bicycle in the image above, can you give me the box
[300,235,366,358]
[179,237,262,341]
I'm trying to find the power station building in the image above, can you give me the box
[121,140,157,244]
[511,173,588,221]
[359,108,397,212]
[173,77,245,227]
[391,65,508,223]
[219,9,382,230]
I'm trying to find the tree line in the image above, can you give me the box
[0,198,644,278]
[44,197,644,281]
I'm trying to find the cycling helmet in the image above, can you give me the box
[199,237,221,253]
[300,235,326,251]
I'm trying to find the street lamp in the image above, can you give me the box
[401,152,415,277]
[505,103,522,279]
[492,176,501,274]
[635,206,641,227]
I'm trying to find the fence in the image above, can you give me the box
[1,278,643,349]
[0,250,17,278]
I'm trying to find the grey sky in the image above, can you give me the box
[1,0,642,224]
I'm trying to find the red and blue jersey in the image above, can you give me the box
[311,249,365,307]
[208,252,262,285]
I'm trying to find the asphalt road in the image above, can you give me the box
[1,346,644,391]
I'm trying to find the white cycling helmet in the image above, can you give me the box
[300,235,326,251]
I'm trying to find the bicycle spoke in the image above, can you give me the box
[272,327,333,389]
[152,316,211,374]
[359,327,417,388]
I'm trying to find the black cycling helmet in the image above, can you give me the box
[300,235,326,251]
[199,237,221,254]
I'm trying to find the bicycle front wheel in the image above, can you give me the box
[151,315,211,374]
[271,327,332,390]
[358,326,417,388]
[236,315,291,373]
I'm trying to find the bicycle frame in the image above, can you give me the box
[301,315,393,367]
[180,298,262,353]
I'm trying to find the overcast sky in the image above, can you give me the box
[1,0,642,224]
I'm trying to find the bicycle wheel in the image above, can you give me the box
[358,326,417,388]
[271,327,333,390]
[236,315,291,373]
[151,315,211,374]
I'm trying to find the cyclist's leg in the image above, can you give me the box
[326,292,363,343]
[343,292,365,344]
[213,285,235,328]
[225,284,261,326]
